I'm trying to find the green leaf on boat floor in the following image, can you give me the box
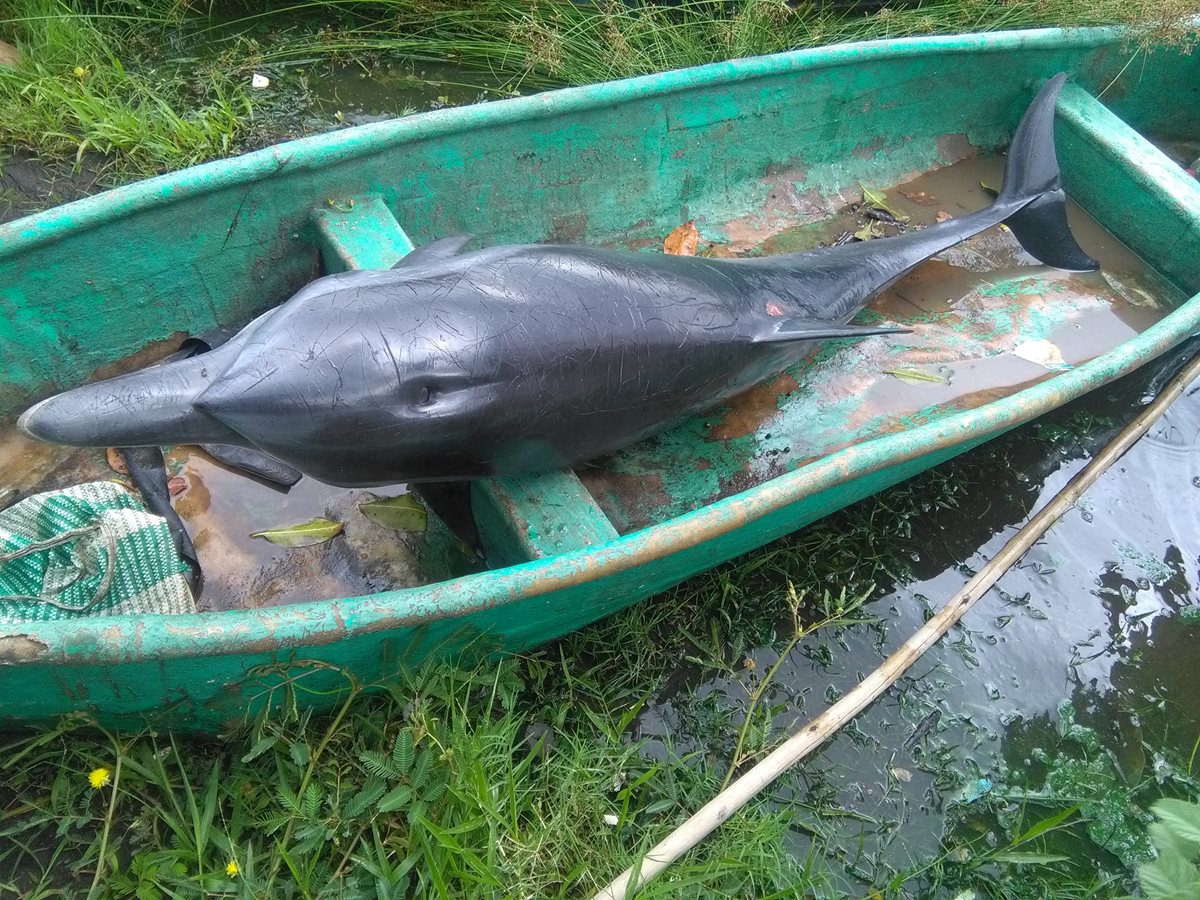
[251,518,343,547]
[860,183,909,222]
[854,221,882,241]
[360,495,428,533]
[884,367,952,386]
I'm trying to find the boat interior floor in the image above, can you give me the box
[0,150,1185,612]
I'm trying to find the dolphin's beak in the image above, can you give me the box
[17,396,63,444]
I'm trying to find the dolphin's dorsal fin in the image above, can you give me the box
[392,233,476,269]
[752,316,911,344]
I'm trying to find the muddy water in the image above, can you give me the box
[296,60,514,127]
[773,151,1179,402]
[0,429,475,611]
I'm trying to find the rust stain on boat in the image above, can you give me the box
[708,372,800,440]
[0,634,50,663]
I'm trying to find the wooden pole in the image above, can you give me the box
[594,351,1200,900]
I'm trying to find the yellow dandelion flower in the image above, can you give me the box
[226,859,239,878]
[88,767,111,789]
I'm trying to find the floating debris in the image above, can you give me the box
[853,221,882,242]
[959,776,994,803]
[859,183,910,222]
[1013,339,1070,370]
[904,709,942,751]
[884,366,953,386]
[106,447,128,474]
[864,207,903,226]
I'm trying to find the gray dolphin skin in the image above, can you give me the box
[19,74,1096,487]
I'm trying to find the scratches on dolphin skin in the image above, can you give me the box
[237,366,278,394]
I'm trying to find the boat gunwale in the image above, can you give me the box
[2,24,1198,668]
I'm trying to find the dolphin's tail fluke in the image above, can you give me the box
[748,73,1099,322]
[17,350,245,448]
[995,73,1098,272]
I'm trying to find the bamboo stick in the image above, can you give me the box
[594,351,1200,900]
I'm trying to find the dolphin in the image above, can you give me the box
[20,74,1096,487]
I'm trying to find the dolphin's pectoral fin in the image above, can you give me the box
[752,317,912,344]
[392,233,476,269]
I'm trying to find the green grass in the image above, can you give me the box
[3,0,1199,179]
[222,0,1200,89]
[0,0,249,179]
[0,462,958,898]
[0,650,837,896]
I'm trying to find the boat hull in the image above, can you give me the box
[1,26,1199,729]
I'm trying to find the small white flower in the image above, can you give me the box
[603,813,619,826]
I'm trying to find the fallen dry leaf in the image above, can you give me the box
[106,448,128,474]
[168,476,188,497]
[663,220,699,256]
[900,190,937,206]
[935,210,953,223]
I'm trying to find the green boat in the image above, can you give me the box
[2,25,1199,730]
